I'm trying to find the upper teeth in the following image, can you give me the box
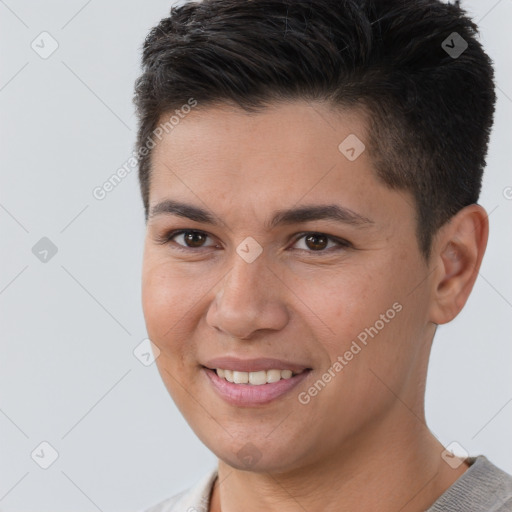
[216,368,299,385]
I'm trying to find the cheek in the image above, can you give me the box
[142,268,174,340]
[141,256,203,405]
[308,263,401,350]
[141,253,194,347]
[312,255,425,384]
[141,251,219,365]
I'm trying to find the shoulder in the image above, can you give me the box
[140,468,218,512]
[142,490,186,512]
[427,456,512,512]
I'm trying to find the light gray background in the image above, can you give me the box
[1,1,511,511]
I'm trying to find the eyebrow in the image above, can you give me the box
[148,199,374,230]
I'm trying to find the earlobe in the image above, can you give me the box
[428,205,489,325]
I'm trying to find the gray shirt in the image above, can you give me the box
[142,456,512,511]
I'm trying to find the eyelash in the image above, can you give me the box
[155,229,352,255]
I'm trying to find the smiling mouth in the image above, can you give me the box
[208,367,309,385]
[202,365,312,406]
[214,368,308,386]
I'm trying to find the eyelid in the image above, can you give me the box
[155,229,219,249]
[156,228,352,254]
[290,231,352,252]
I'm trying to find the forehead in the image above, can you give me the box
[148,101,411,231]
[152,100,368,160]
[151,101,370,187]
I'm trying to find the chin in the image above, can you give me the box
[203,434,306,474]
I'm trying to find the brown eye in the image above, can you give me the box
[181,231,208,248]
[304,233,328,251]
[291,232,350,253]
[159,230,216,250]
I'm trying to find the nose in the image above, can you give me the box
[206,255,289,340]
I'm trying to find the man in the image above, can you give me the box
[133,0,512,510]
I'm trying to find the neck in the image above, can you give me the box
[209,409,468,512]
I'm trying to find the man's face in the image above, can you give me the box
[142,101,435,472]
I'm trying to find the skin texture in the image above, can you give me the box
[141,101,488,512]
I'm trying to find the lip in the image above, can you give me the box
[202,356,310,373]
[203,367,311,406]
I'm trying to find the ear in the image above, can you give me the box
[428,204,489,325]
